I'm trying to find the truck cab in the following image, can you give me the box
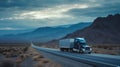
[73,38,92,54]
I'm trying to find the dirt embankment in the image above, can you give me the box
[91,44,120,55]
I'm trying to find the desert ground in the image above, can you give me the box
[91,44,120,55]
[0,43,119,67]
[0,43,61,67]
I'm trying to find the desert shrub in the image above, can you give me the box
[23,47,28,52]
[32,54,44,61]
[3,52,6,55]
[5,52,11,58]
[0,59,14,67]
[41,59,50,64]
[107,47,113,50]
[19,54,27,60]
[15,57,23,63]
[32,56,40,61]
[34,62,43,67]
[18,51,23,54]
[103,46,108,49]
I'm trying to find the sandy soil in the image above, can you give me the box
[0,46,62,67]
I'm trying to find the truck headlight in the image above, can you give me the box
[90,48,92,51]
[82,49,85,51]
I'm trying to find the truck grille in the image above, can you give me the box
[85,47,90,50]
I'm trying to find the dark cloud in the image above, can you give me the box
[66,7,120,18]
[0,0,85,9]
[65,0,120,17]
[0,0,120,29]
[0,0,88,18]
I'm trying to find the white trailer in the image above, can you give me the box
[59,39,74,49]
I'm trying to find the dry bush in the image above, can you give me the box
[41,58,50,64]
[32,55,44,61]
[27,47,42,56]
[5,52,12,58]
[31,52,40,56]
[45,62,62,67]
[3,52,6,55]
[93,48,120,55]
[18,51,23,54]
[34,60,61,67]
[91,44,120,55]
[0,59,15,67]
[23,47,28,52]
[38,55,44,58]
[19,54,28,60]
[0,46,29,58]
[34,61,44,67]
[16,57,23,63]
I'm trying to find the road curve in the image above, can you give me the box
[31,44,120,67]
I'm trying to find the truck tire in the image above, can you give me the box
[69,48,73,52]
[60,48,63,51]
[88,52,91,54]
[65,48,69,52]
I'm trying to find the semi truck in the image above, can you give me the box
[59,38,92,54]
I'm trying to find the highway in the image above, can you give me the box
[31,44,120,67]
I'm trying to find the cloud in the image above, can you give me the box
[0,4,90,20]
[65,0,120,17]
[0,0,120,28]
[0,27,24,30]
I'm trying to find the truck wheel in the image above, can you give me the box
[70,48,73,52]
[66,48,69,52]
[88,52,91,54]
[60,48,63,51]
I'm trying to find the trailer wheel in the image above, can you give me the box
[79,50,84,54]
[69,48,73,52]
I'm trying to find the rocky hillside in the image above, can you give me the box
[64,14,120,44]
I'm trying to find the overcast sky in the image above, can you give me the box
[0,0,120,30]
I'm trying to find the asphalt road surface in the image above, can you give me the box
[32,44,120,67]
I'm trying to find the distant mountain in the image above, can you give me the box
[64,14,120,44]
[0,22,91,43]
[0,29,34,36]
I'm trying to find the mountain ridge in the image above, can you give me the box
[0,22,92,43]
[63,14,120,44]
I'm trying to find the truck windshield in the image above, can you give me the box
[78,40,86,44]
[80,43,87,46]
